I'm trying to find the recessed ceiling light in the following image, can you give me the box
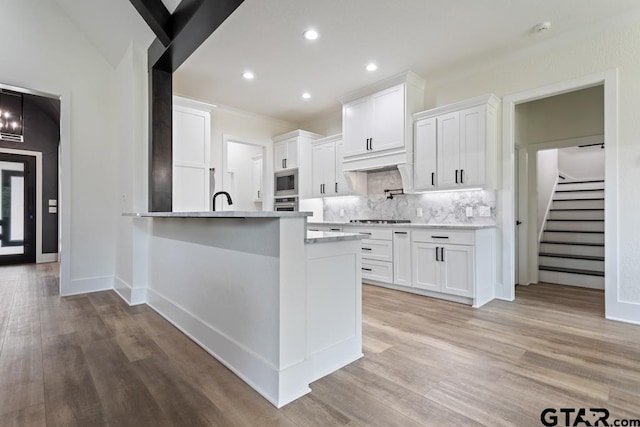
[242,71,255,80]
[301,92,311,99]
[366,63,378,72]
[303,29,319,40]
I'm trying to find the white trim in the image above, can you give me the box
[113,275,146,305]
[538,175,559,244]
[0,148,46,262]
[61,275,113,297]
[221,134,270,211]
[501,70,627,322]
[39,253,58,263]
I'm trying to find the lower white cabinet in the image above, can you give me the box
[412,242,473,297]
[393,231,411,287]
[307,223,496,307]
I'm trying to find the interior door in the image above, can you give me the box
[0,153,36,265]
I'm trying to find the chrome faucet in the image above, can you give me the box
[212,191,233,211]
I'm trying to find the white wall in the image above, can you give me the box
[299,110,342,136]
[558,145,605,179]
[422,19,640,314]
[1,0,118,294]
[536,149,558,236]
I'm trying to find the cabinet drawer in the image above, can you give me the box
[361,259,393,284]
[343,227,392,240]
[360,239,393,262]
[412,229,474,245]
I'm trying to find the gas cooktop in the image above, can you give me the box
[349,219,411,224]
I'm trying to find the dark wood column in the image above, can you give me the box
[132,0,245,212]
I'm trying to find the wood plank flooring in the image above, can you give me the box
[1,263,639,426]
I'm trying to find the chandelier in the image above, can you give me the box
[0,90,24,142]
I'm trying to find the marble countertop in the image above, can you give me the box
[308,221,496,230]
[125,211,313,219]
[305,230,365,244]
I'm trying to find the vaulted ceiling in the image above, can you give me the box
[54,0,640,125]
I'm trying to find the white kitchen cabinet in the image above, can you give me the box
[343,226,393,284]
[252,156,263,202]
[393,230,412,287]
[172,102,211,212]
[274,137,298,171]
[412,242,473,297]
[340,71,425,171]
[311,134,367,198]
[272,130,323,198]
[412,242,440,292]
[413,94,499,192]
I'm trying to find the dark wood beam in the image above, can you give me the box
[129,0,172,47]
[131,0,245,212]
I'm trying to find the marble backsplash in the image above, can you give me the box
[323,169,496,225]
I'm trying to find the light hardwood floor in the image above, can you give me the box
[1,263,639,426]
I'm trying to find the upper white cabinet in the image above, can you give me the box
[272,130,323,198]
[340,71,425,171]
[413,94,499,191]
[172,101,211,212]
[274,137,299,171]
[311,134,366,198]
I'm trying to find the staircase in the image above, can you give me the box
[538,178,604,289]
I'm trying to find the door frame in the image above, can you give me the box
[222,134,269,211]
[500,70,620,320]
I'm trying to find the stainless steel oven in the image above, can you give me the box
[274,197,298,212]
[274,169,298,197]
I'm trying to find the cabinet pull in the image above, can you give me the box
[362,267,373,272]
[431,172,435,186]
[362,247,372,251]
[441,247,445,262]
[455,169,459,183]
[365,138,369,150]
[360,232,371,236]
[436,246,440,261]
[370,138,373,150]
[282,159,285,169]
[257,190,260,199]
[284,158,287,169]
[330,228,341,231]
[394,231,407,235]
[335,182,338,193]
[431,235,449,239]
[460,169,464,184]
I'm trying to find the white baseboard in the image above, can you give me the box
[61,275,113,296]
[607,300,640,326]
[113,276,147,305]
[146,287,298,407]
[37,253,58,263]
[364,280,473,306]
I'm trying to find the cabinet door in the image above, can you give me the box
[334,139,350,196]
[343,97,371,157]
[371,84,405,153]
[414,117,438,190]
[274,141,288,172]
[436,112,461,190]
[285,137,299,169]
[412,242,440,292]
[459,105,486,187]
[393,231,412,287]
[441,245,473,297]
[312,142,336,197]
[252,158,262,201]
[311,144,325,198]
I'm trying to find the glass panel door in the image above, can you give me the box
[0,153,35,264]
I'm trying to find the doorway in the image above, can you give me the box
[0,153,36,264]
[501,71,618,319]
[222,135,267,212]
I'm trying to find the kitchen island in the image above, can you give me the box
[123,211,364,408]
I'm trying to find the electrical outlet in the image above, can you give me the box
[416,208,423,217]
[478,206,491,217]
[339,209,345,217]
[466,207,473,217]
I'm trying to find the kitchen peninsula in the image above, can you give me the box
[124,211,364,408]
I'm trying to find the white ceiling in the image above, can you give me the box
[53,0,640,125]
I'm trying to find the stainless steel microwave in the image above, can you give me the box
[274,169,298,197]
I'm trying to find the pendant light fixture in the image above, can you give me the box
[0,90,24,142]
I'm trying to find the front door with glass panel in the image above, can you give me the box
[0,153,36,264]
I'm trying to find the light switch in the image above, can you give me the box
[48,199,57,206]
[466,207,473,217]
[416,208,423,217]
[48,207,57,214]
[479,206,491,217]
